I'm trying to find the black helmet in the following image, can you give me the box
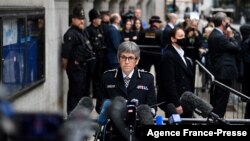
[89,8,101,21]
[149,15,162,24]
[72,4,85,19]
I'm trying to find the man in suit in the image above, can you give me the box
[96,41,157,114]
[106,13,122,69]
[207,12,240,117]
[158,28,194,118]
[162,13,178,47]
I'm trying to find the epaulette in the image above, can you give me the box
[137,69,151,78]
[104,69,118,78]
[138,69,150,73]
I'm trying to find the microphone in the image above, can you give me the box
[63,97,97,141]
[136,104,154,125]
[180,91,230,125]
[125,101,137,130]
[166,103,181,125]
[155,115,164,125]
[67,97,94,120]
[97,99,111,125]
[108,96,138,141]
[61,119,98,141]
[0,100,14,117]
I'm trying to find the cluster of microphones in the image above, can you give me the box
[0,91,230,141]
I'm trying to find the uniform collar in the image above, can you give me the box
[122,69,134,79]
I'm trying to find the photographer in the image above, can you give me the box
[185,19,204,71]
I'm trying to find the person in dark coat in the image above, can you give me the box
[158,28,194,118]
[207,12,241,117]
[240,24,250,119]
[85,9,107,98]
[96,41,157,114]
[61,5,95,114]
[106,13,122,69]
[137,15,163,88]
[162,13,178,47]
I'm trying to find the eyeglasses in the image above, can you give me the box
[120,55,137,62]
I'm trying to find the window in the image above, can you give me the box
[0,7,45,98]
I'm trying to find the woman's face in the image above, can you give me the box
[135,20,141,29]
[125,20,132,30]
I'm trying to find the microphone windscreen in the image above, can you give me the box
[180,91,213,117]
[137,104,154,125]
[110,96,126,112]
[155,115,164,125]
[97,99,111,125]
[165,103,177,117]
[78,96,94,111]
[68,97,94,120]
[109,96,132,141]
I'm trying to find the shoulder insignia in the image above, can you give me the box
[104,69,118,78]
[104,69,117,73]
[138,69,150,73]
[138,69,152,78]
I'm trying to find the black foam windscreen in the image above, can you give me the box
[68,97,94,120]
[137,104,154,125]
[180,91,213,117]
[166,103,177,116]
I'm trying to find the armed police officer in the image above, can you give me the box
[85,9,107,98]
[61,5,95,114]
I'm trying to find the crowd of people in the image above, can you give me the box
[61,4,250,121]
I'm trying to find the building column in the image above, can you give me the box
[141,0,149,22]
[136,0,143,8]
[109,0,122,13]
[120,0,131,15]
[94,0,111,12]
[55,0,70,114]
[155,0,165,24]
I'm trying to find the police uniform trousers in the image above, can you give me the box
[85,51,105,98]
[66,62,87,114]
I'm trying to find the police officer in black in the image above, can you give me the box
[61,5,95,114]
[85,9,107,98]
[137,16,163,88]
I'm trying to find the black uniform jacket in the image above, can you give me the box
[96,67,157,113]
[158,45,194,112]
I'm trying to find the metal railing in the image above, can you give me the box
[195,60,250,119]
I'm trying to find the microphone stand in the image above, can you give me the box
[208,113,230,125]
[128,125,134,141]
[194,109,230,125]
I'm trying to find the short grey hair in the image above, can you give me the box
[213,12,227,27]
[117,41,140,59]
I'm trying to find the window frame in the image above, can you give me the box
[0,7,45,100]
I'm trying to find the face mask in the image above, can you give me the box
[176,38,186,47]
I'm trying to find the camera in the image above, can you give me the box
[225,23,230,29]
[9,113,63,141]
